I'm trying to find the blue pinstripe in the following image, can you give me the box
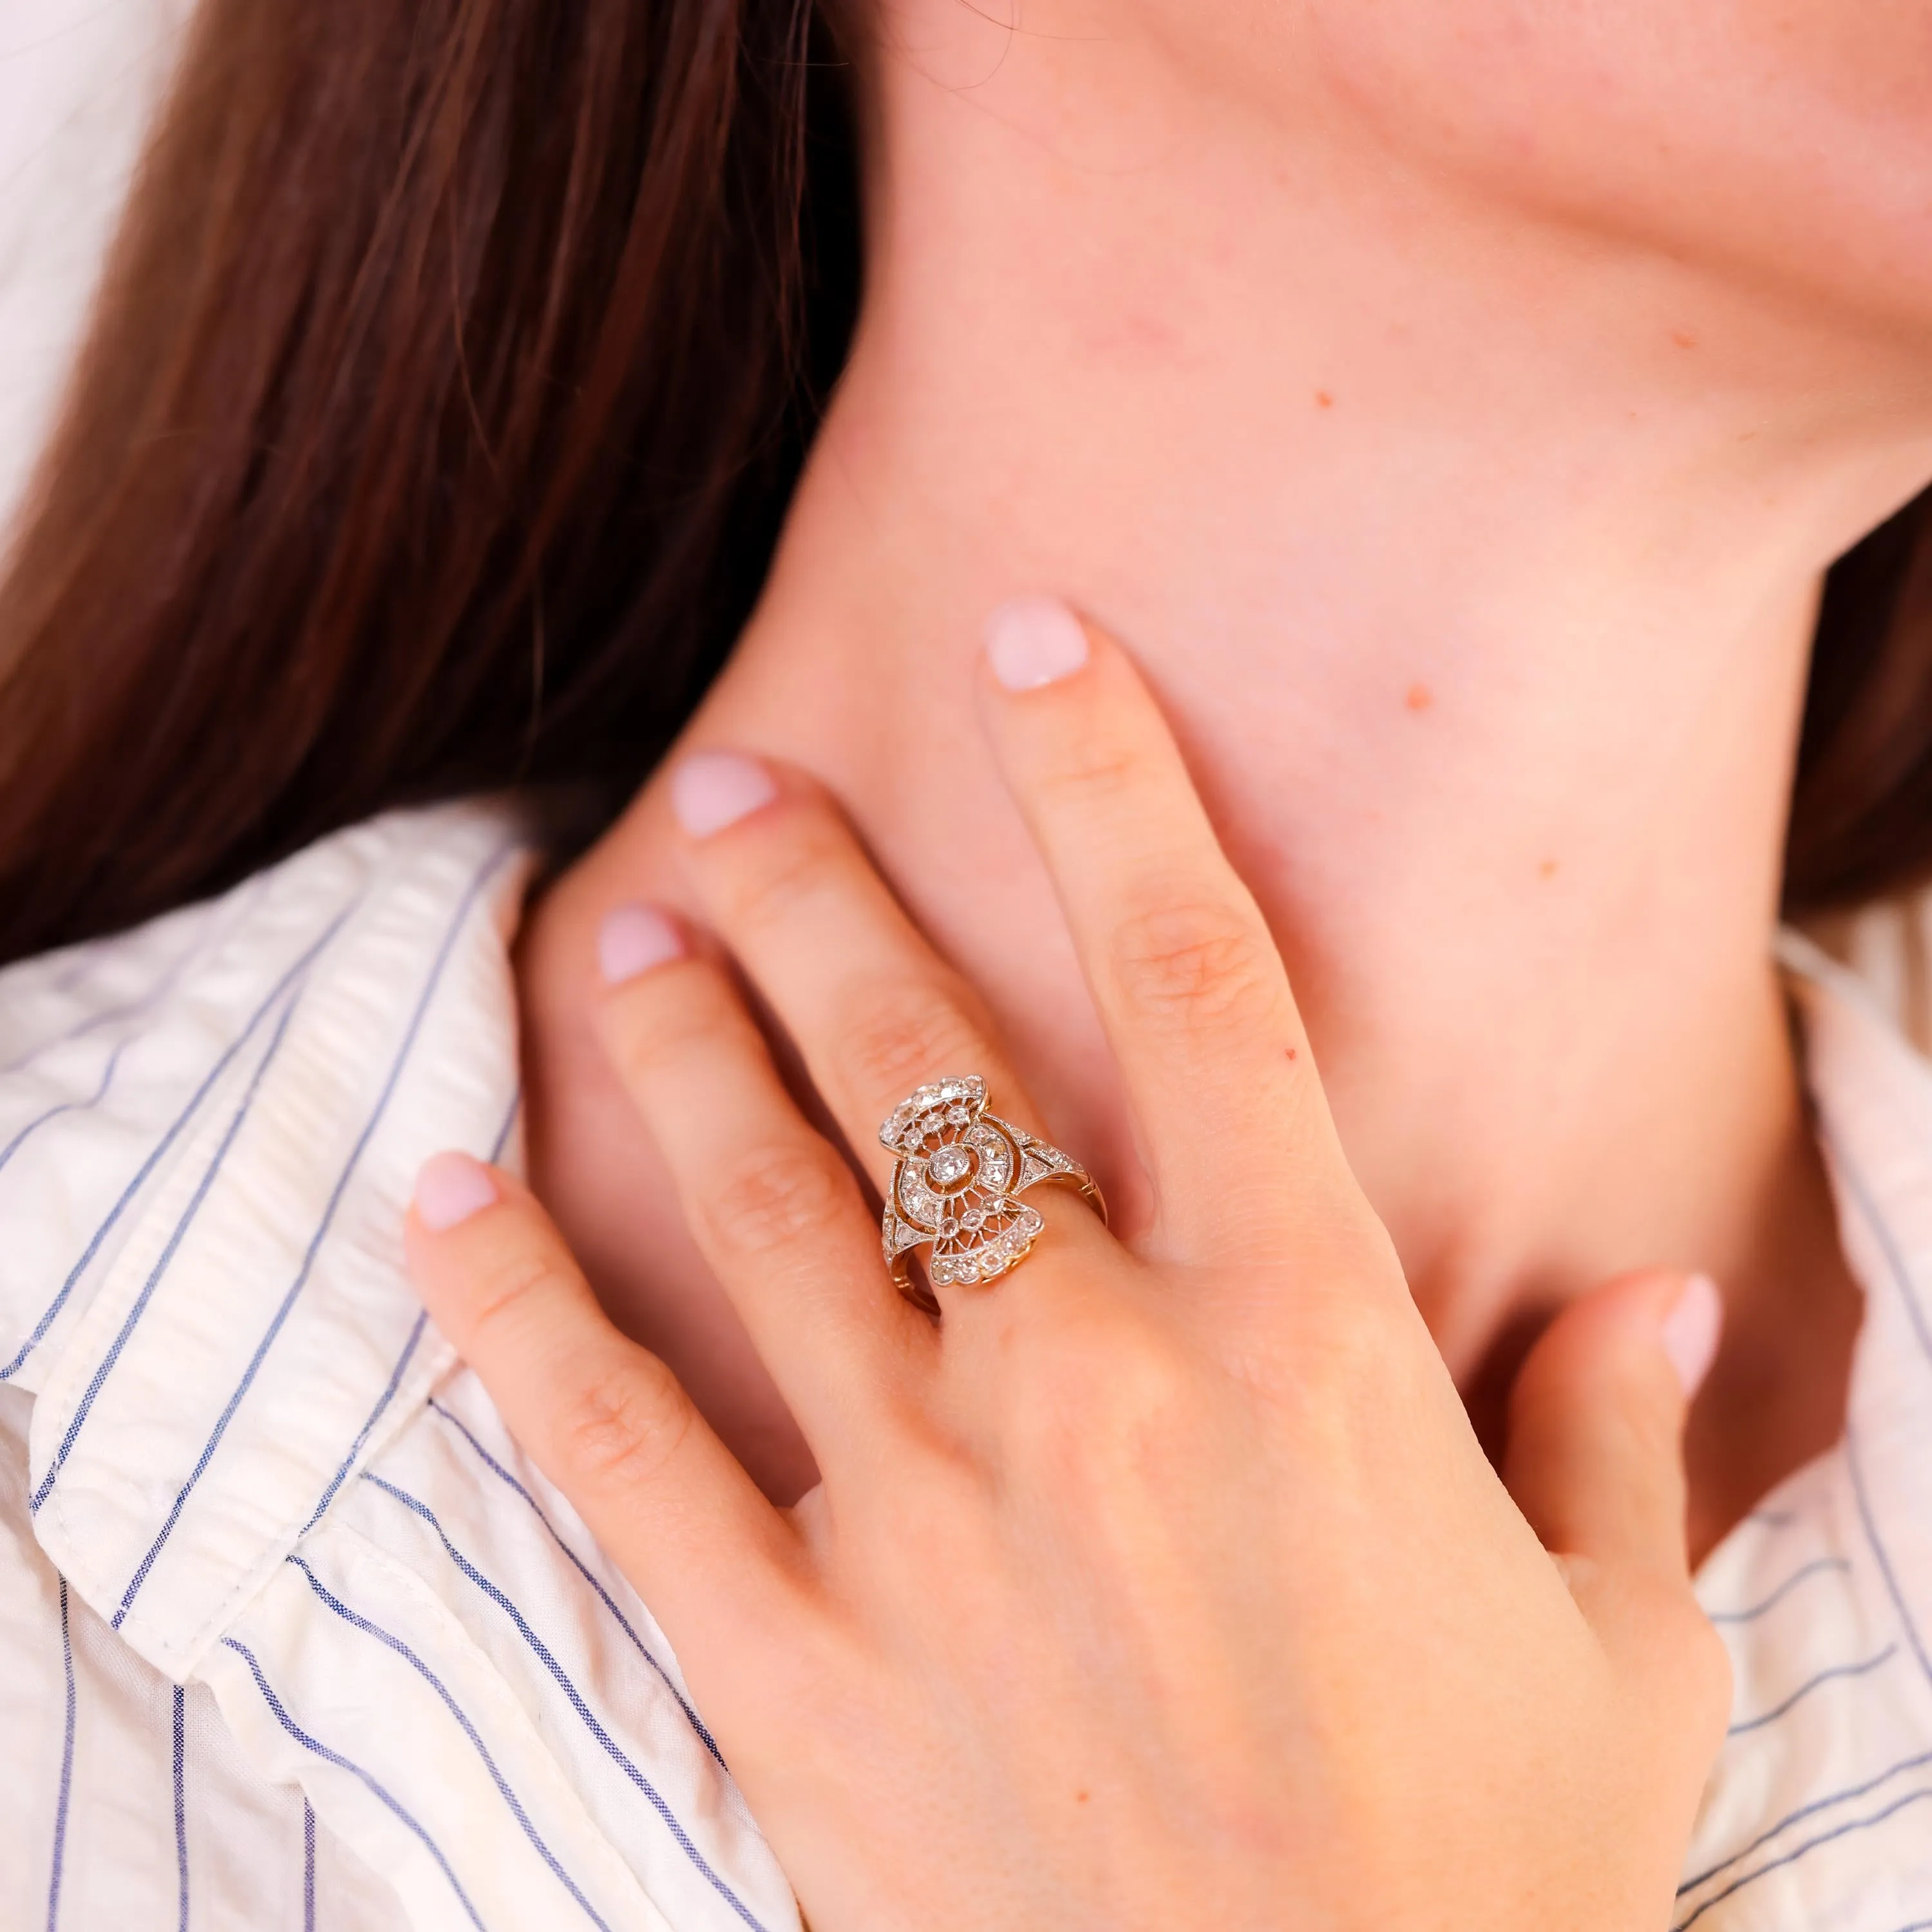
[1725,1645,1898,1737]
[1662,1112,1932,1924]
[219,1638,490,1932]
[1674,1784,1932,1931]
[1707,1557,1852,1625]
[1818,1123,1932,1692]
[299,1311,430,1539]
[44,1579,75,1932]
[489,1087,522,1164]
[289,1556,616,1931]
[363,1473,770,1932]
[303,1799,316,1932]
[173,1684,189,1932]
[0,1036,133,1184]
[1678,1745,1932,1896]
[32,992,302,1514]
[297,1081,520,1541]
[1,898,359,1387]
[427,1396,725,1766]
[111,846,515,1624]
[0,891,243,1079]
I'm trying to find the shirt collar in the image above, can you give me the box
[9,809,1932,1681]
[0,802,530,1678]
[1780,928,1932,1681]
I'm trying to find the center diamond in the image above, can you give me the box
[926,1144,975,1191]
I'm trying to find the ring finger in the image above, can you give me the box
[659,752,1115,1305]
[591,913,932,1455]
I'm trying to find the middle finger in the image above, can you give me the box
[666,750,1044,1188]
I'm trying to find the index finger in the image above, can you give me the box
[978,600,1350,1255]
[404,1155,802,1649]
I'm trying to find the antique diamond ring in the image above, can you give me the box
[878,1076,1106,1313]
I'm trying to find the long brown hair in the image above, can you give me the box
[0,0,1925,963]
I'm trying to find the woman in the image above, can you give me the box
[3,0,1931,1924]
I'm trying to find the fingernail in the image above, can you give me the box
[415,1151,498,1231]
[598,903,684,986]
[670,751,778,839]
[984,596,1090,691]
[1660,1273,1723,1398]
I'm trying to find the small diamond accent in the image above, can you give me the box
[928,1144,972,1187]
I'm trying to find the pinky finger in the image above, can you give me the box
[405,1152,803,1651]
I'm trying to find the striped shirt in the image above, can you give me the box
[0,800,1928,1929]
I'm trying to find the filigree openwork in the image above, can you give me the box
[878,1076,1104,1312]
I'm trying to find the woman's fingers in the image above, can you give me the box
[1504,1268,1732,1727]
[663,752,1039,1184]
[405,1155,800,1642]
[978,601,1346,1251]
[591,909,935,1434]
[1504,1269,1719,1580]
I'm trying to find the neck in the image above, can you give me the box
[522,14,1932,1520]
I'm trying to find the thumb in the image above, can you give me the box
[1504,1268,1721,1581]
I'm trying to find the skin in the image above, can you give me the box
[406,10,1932,1908]
[516,0,1932,1535]
[408,623,1732,1929]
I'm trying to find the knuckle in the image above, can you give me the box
[724,810,844,923]
[1007,1303,1200,1490]
[702,1138,855,1262]
[460,1245,565,1353]
[1105,898,1279,1034]
[1032,739,1146,818]
[603,968,739,1086]
[835,983,987,1102]
[554,1353,691,1496]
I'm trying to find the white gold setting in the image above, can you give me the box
[878,1076,1104,1311]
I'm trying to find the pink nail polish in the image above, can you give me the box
[670,751,778,839]
[598,904,684,986]
[415,1151,498,1231]
[1660,1273,1723,1398]
[984,597,1090,691]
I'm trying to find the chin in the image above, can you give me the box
[1278,0,1932,339]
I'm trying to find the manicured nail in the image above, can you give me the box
[415,1151,498,1231]
[985,596,1090,691]
[670,751,778,838]
[1660,1273,1723,1398]
[598,903,684,986]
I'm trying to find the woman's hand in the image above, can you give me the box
[406,601,1730,1931]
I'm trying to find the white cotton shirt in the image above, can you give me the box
[0,806,797,1932]
[0,804,1931,1930]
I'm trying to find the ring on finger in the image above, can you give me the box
[878,1075,1106,1314]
